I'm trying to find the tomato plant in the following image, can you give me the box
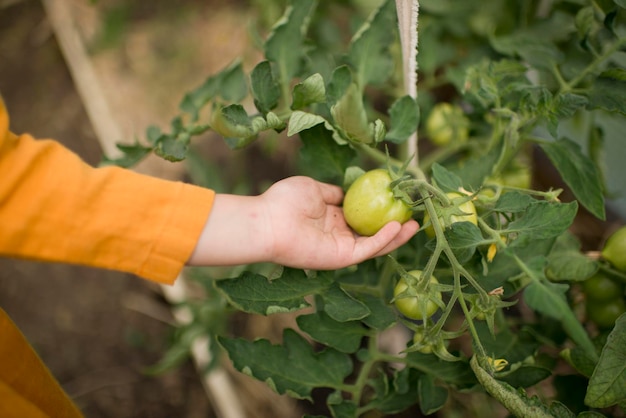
[109,0,626,416]
[342,168,413,236]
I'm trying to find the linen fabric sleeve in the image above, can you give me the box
[0,100,215,284]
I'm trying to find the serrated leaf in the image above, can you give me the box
[585,314,626,408]
[368,368,419,415]
[385,95,419,144]
[251,61,280,114]
[354,292,397,330]
[321,282,370,322]
[219,329,352,401]
[154,135,188,162]
[217,60,248,102]
[546,231,598,282]
[418,374,448,415]
[499,366,552,389]
[297,312,367,353]
[404,352,476,387]
[101,142,152,168]
[523,271,597,361]
[431,163,464,193]
[506,201,578,241]
[331,82,373,144]
[348,0,396,88]
[264,0,317,82]
[292,73,326,110]
[493,192,535,213]
[444,222,487,264]
[288,110,327,136]
[298,123,356,183]
[215,269,332,315]
[587,68,626,115]
[540,137,605,220]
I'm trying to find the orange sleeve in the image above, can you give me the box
[0,308,84,418]
[0,99,215,285]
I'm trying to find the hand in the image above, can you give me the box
[188,176,419,270]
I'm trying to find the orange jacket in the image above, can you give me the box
[0,97,215,416]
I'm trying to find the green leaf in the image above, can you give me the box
[296,312,367,353]
[431,163,464,193]
[291,73,326,110]
[287,110,327,136]
[546,231,599,282]
[368,368,419,415]
[585,314,626,408]
[250,61,280,114]
[298,123,357,183]
[264,0,317,82]
[493,192,535,213]
[444,222,487,264]
[347,0,396,88]
[418,374,448,415]
[321,282,370,322]
[216,60,248,102]
[101,142,152,168]
[540,137,605,220]
[154,134,189,162]
[506,201,578,241]
[523,269,597,361]
[219,329,352,401]
[385,95,420,144]
[499,366,552,389]
[331,82,373,144]
[354,292,397,330]
[215,269,332,315]
[587,68,626,115]
[404,352,476,387]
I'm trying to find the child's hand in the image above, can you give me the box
[188,176,419,270]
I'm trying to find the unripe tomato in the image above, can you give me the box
[393,270,441,320]
[343,169,413,236]
[412,328,434,354]
[423,192,478,239]
[425,103,469,146]
[602,226,626,273]
[582,272,624,302]
[587,297,626,329]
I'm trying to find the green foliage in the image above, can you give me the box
[112,0,626,416]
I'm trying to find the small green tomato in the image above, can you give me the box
[393,270,441,320]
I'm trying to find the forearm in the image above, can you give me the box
[187,193,274,267]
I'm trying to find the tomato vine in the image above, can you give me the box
[110,0,626,416]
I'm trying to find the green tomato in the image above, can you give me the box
[393,270,441,320]
[582,272,624,302]
[343,169,413,236]
[587,297,626,329]
[423,192,478,239]
[602,226,626,273]
[425,103,469,146]
[412,328,434,354]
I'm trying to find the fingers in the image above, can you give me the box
[352,220,419,263]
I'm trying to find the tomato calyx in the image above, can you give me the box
[422,191,479,239]
[392,270,444,321]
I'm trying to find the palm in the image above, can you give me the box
[261,177,419,270]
